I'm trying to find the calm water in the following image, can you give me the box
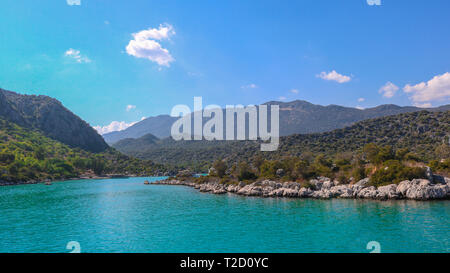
[0,177,449,253]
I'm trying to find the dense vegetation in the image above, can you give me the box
[115,111,450,173]
[200,142,449,187]
[0,88,109,152]
[0,118,167,184]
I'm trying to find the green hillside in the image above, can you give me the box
[114,111,450,172]
[0,118,167,184]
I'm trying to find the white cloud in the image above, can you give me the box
[317,70,351,83]
[290,89,299,94]
[126,24,175,67]
[94,116,148,135]
[241,83,258,89]
[94,120,139,135]
[356,106,365,110]
[358,98,365,102]
[278,96,287,101]
[414,103,432,108]
[126,105,136,111]
[403,72,450,104]
[66,0,81,6]
[64,48,91,63]
[379,82,399,98]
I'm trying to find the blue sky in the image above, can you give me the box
[0,0,449,134]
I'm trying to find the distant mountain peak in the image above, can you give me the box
[102,99,450,144]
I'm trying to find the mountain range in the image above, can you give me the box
[103,100,450,144]
[112,110,450,171]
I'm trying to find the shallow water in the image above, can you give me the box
[0,177,448,253]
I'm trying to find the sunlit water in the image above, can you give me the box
[0,177,448,253]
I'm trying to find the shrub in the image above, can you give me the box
[237,162,257,181]
[212,160,227,178]
[370,160,426,186]
[0,152,15,164]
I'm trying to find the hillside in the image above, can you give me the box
[0,118,168,185]
[113,111,450,171]
[0,88,108,152]
[103,99,450,144]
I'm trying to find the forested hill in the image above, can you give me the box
[113,111,450,171]
[0,88,108,152]
[0,118,167,184]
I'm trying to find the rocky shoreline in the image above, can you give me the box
[153,176,450,201]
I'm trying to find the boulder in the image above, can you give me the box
[298,187,313,197]
[330,185,353,198]
[425,166,433,182]
[397,179,449,200]
[309,179,323,190]
[276,169,285,177]
[376,184,399,200]
[357,186,378,199]
[311,190,333,199]
[355,178,370,187]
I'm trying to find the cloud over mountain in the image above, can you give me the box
[404,72,450,104]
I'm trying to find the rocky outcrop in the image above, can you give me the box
[153,176,450,201]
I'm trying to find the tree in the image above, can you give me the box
[90,157,106,175]
[0,152,15,164]
[252,154,265,174]
[34,146,46,161]
[212,159,227,178]
[237,162,256,181]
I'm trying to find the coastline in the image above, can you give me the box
[152,176,450,201]
[0,174,157,187]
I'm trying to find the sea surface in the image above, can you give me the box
[0,177,448,253]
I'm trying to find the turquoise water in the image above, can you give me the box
[0,177,449,253]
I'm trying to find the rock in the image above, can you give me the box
[376,184,399,200]
[322,180,334,190]
[177,169,194,177]
[355,178,370,187]
[396,180,412,196]
[213,188,227,194]
[425,166,433,182]
[298,187,313,197]
[311,190,333,199]
[317,176,331,183]
[432,175,446,184]
[276,169,285,177]
[153,175,450,201]
[283,188,299,197]
[309,179,323,190]
[357,186,378,199]
[208,167,216,176]
[261,180,277,187]
[397,179,449,200]
[330,185,353,198]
